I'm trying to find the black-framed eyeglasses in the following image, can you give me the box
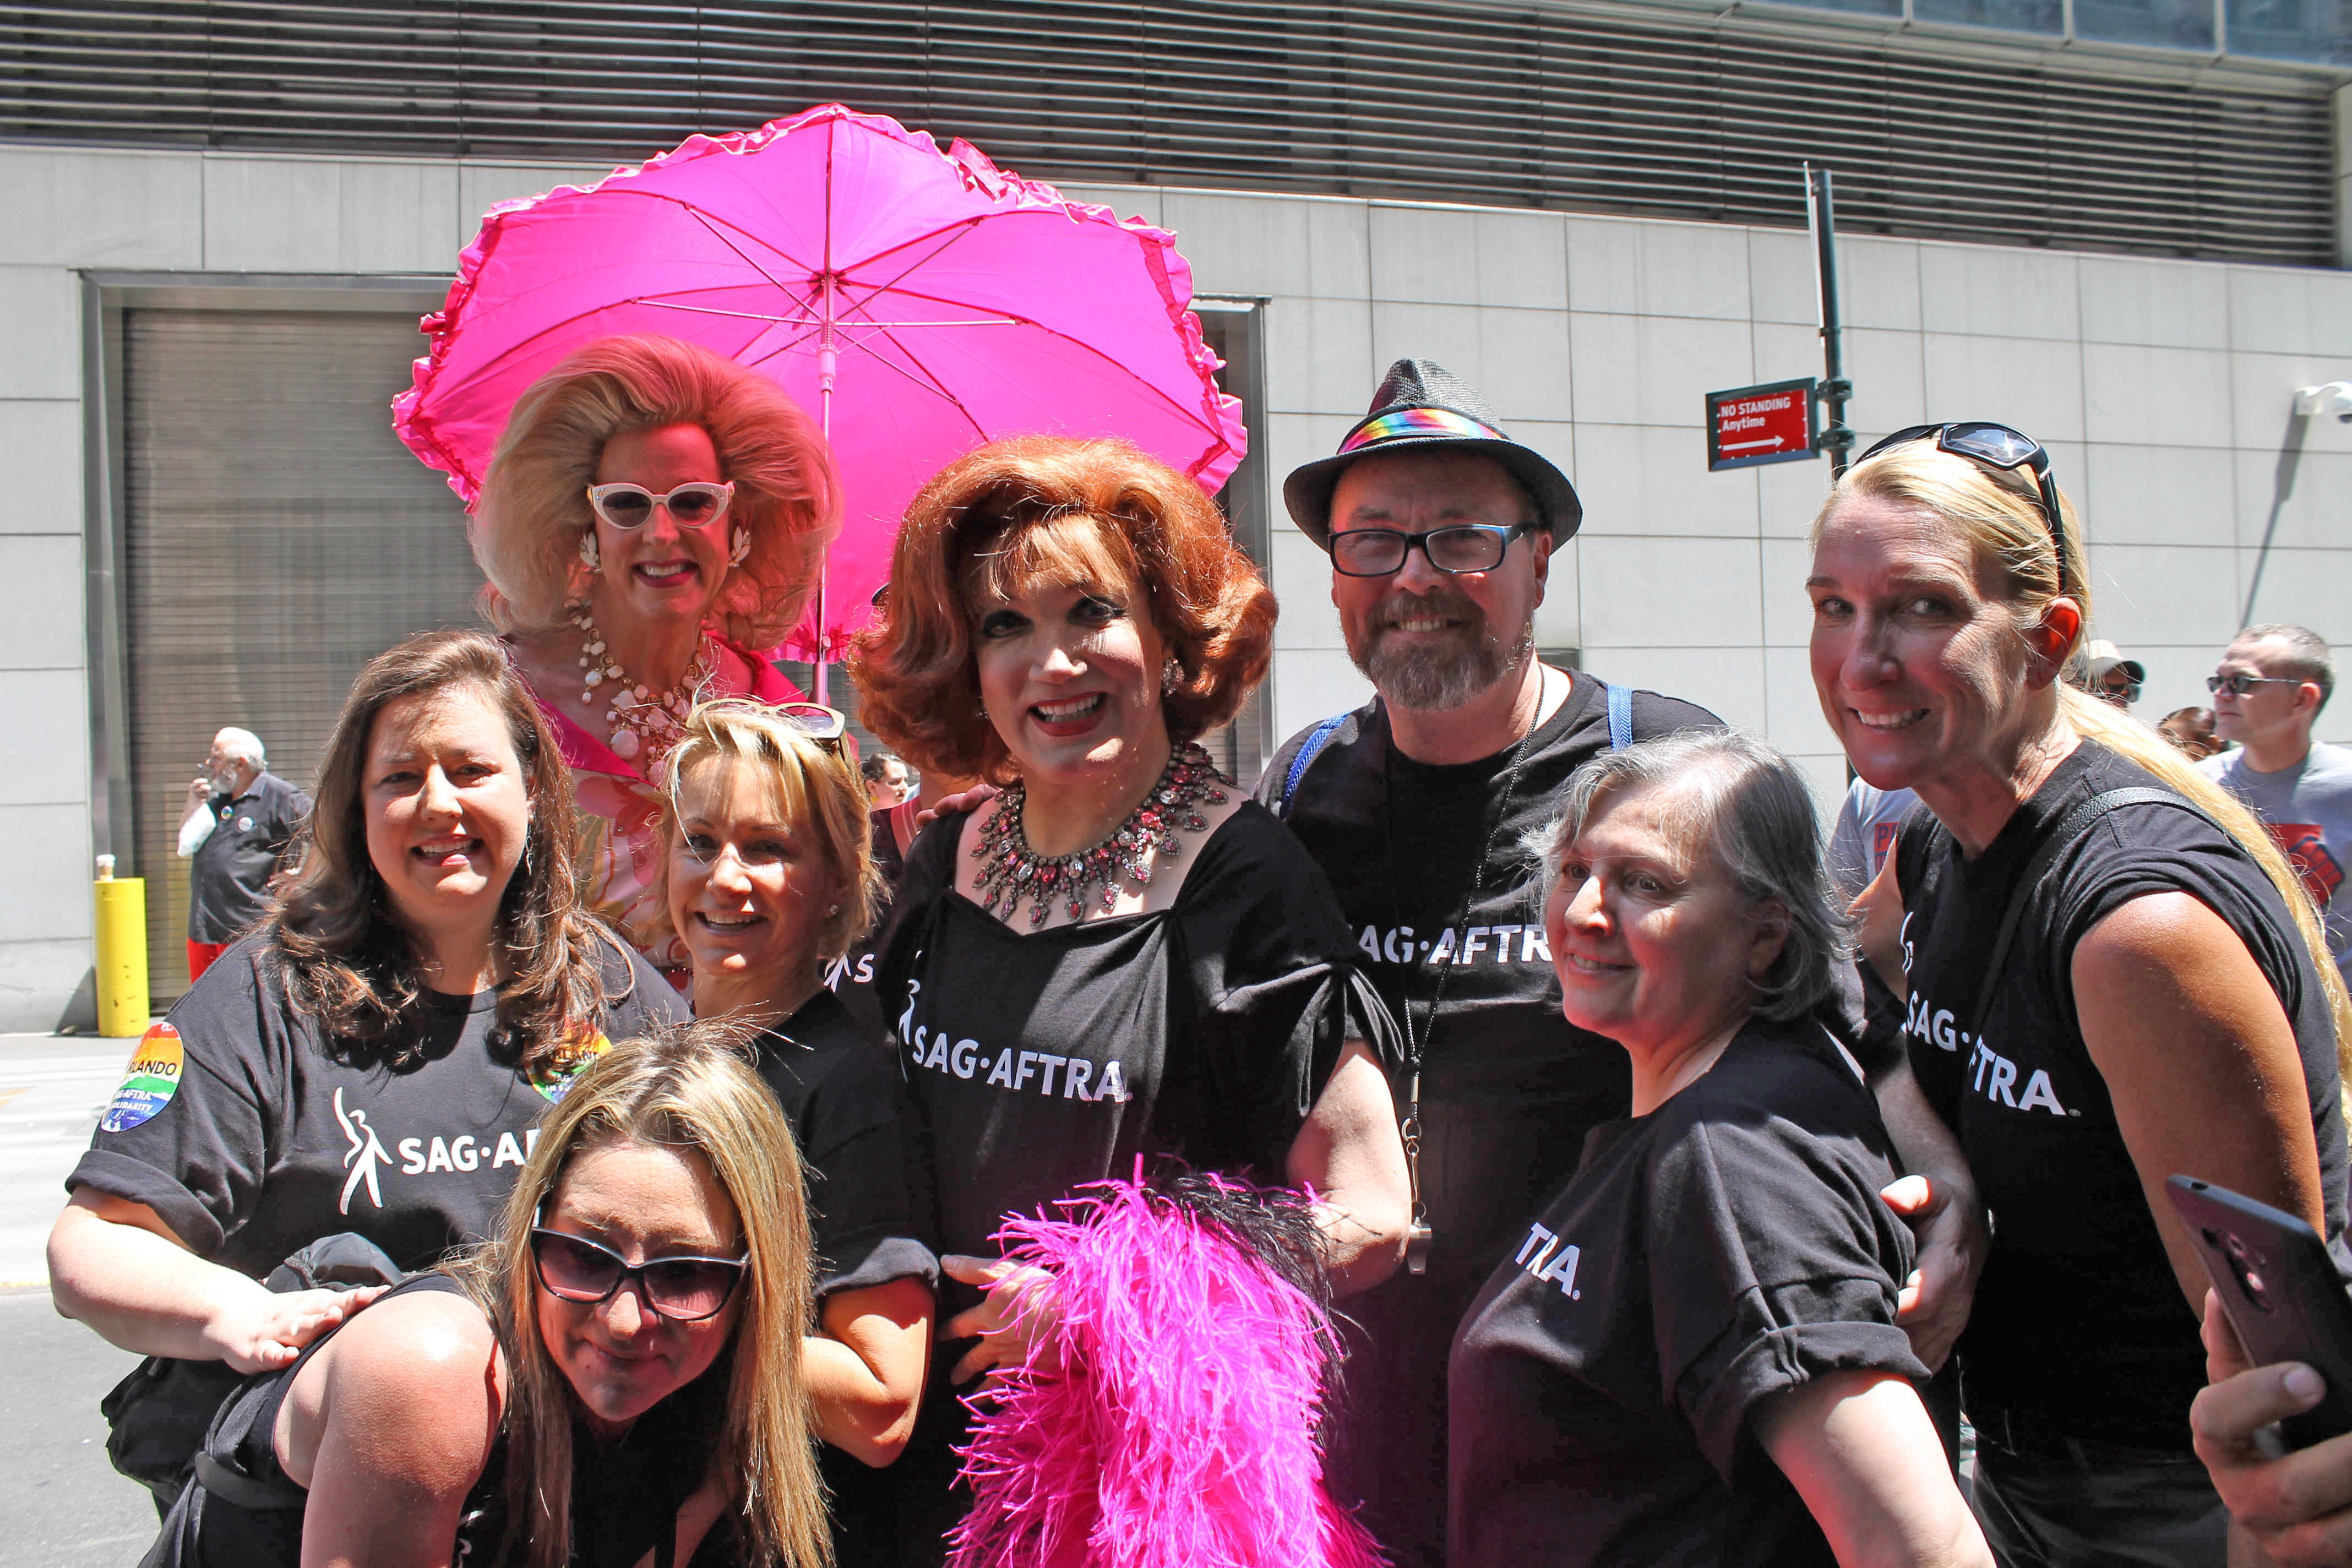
[1330,522,1538,578]
[1858,423,2070,597]
[2207,672,2304,697]
[529,1216,748,1322]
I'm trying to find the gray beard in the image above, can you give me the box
[1352,615,1537,712]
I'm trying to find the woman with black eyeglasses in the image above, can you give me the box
[662,699,938,1566]
[140,1022,832,1568]
[1808,423,2352,1564]
[477,335,841,980]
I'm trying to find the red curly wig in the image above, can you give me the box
[848,436,1275,784]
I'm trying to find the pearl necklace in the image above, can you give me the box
[569,603,715,781]
[972,742,1231,927]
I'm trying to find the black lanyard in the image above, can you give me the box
[1377,672,1548,1273]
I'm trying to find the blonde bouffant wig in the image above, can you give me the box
[471,335,841,649]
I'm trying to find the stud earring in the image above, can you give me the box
[1161,656,1181,694]
[578,531,600,571]
[824,904,840,917]
[729,528,752,566]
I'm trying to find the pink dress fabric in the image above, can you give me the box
[522,633,805,972]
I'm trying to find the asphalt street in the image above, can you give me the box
[0,1033,166,1565]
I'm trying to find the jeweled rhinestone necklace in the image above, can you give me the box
[569,603,715,780]
[972,742,1231,927]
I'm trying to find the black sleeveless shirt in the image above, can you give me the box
[1894,741,2351,1447]
[150,1273,742,1567]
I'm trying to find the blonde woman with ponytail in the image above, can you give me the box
[1807,423,2352,1566]
[141,1022,832,1568]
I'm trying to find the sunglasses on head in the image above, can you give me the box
[585,480,736,531]
[2207,672,2304,697]
[774,703,848,747]
[529,1212,748,1322]
[1857,423,2070,597]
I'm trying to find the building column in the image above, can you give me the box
[2337,83,2352,268]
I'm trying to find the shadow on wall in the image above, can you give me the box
[53,968,98,1037]
[2241,407,2310,628]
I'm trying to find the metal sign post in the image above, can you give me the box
[1806,163,1855,478]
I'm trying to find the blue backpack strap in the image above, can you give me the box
[1604,680,1634,752]
[1278,713,1351,820]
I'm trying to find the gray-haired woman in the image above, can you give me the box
[1448,730,1989,1568]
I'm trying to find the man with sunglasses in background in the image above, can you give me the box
[2200,624,2352,990]
[2075,638,2146,711]
[1254,360,1719,1566]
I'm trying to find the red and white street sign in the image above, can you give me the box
[1706,378,1819,471]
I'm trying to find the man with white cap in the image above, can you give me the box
[2077,638,2146,710]
[1255,360,1720,1564]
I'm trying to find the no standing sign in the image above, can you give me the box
[1706,378,1819,471]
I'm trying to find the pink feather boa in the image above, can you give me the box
[946,1178,1387,1568]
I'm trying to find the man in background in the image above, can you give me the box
[2201,624,2352,989]
[2075,638,2146,710]
[176,727,309,981]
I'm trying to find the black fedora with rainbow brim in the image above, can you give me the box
[1281,358,1583,549]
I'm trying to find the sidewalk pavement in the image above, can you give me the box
[0,1033,138,1287]
[0,1032,159,1564]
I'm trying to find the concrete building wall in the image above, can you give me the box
[4,141,2351,1030]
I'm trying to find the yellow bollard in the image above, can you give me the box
[92,854,150,1038]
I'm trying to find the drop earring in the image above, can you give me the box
[578,531,600,571]
[729,528,752,567]
[1161,656,1181,694]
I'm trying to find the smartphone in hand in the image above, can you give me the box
[2167,1174,2352,1448]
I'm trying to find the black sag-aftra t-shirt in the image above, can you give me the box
[69,932,689,1276]
[1894,740,2352,1449]
[1257,671,1719,1565]
[825,806,910,1044]
[1448,1019,1926,1568]
[752,987,937,1299]
[877,800,1400,1266]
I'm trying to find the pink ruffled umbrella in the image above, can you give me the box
[394,103,1246,695]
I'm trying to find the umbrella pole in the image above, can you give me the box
[812,271,839,708]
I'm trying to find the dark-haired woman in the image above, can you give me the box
[49,629,685,1500]
[848,435,1411,1556]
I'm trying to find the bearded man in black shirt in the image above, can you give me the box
[1266,362,1992,1564]
[1253,359,1720,1564]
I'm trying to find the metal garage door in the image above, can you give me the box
[120,308,481,1005]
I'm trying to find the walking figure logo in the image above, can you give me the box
[334,1087,392,1214]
